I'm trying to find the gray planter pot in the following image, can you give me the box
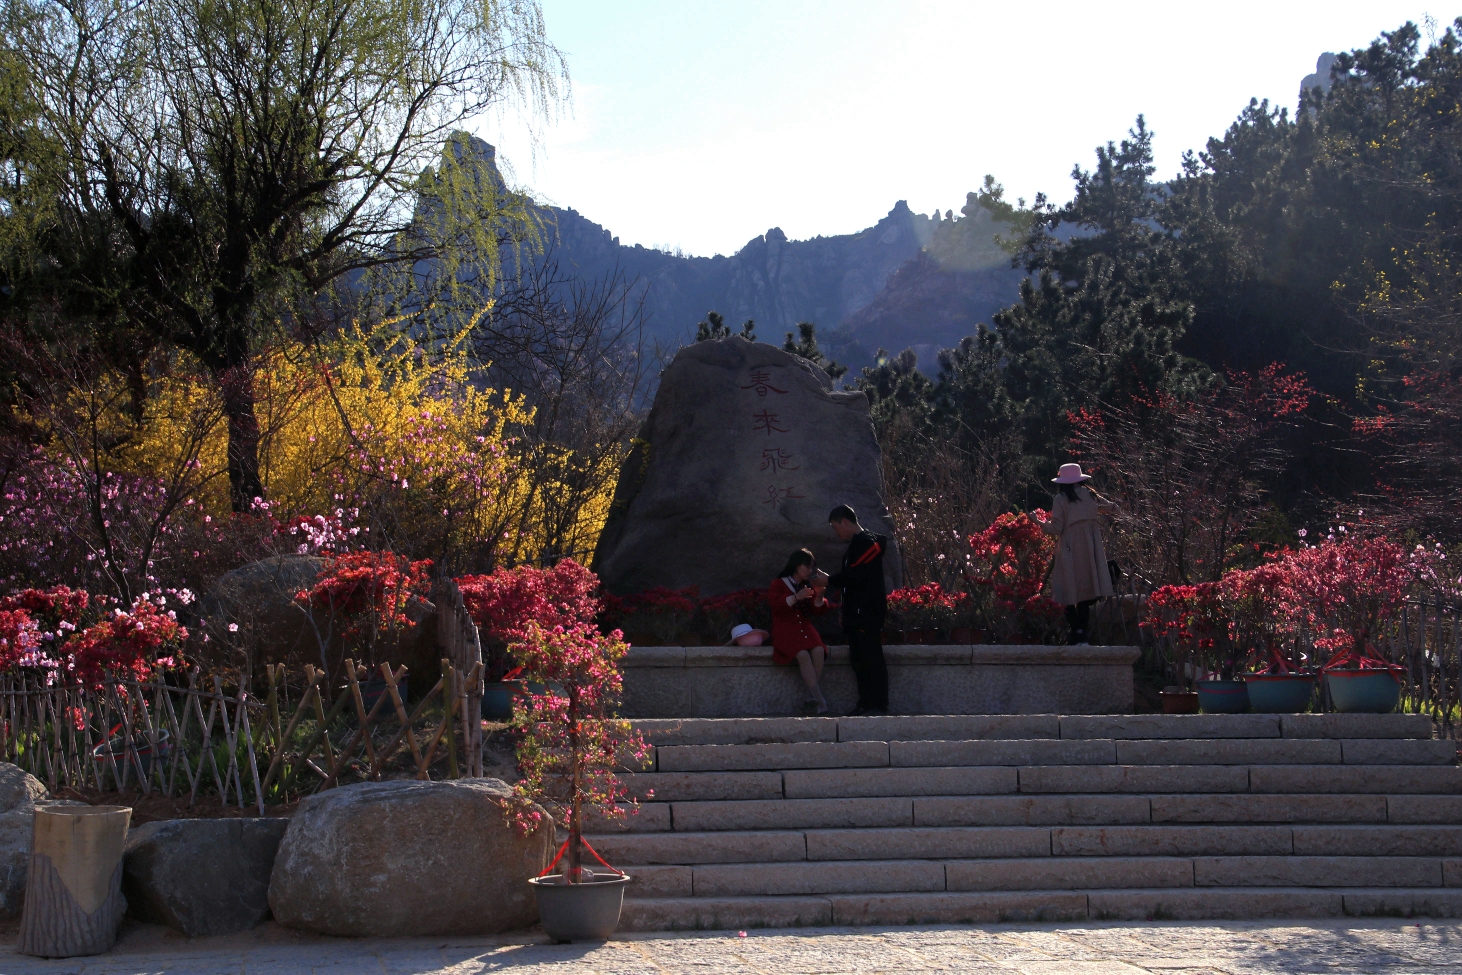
[529,872,631,941]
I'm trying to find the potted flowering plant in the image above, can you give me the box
[885,585,940,642]
[1223,561,1316,713]
[507,622,651,941]
[1143,584,1233,713]
[1287,535,1411,713]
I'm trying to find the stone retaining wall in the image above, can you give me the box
[620,644,1139,717]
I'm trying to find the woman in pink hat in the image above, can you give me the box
[1042,463,1118,645]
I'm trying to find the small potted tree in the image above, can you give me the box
[1143,585,1202,712]
[1296,535,1411,713]
[507,622,650,941]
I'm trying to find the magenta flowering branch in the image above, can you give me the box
[504,622,650,883]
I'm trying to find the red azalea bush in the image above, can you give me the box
[700,588,772,643]
[457,559,601,645]
[1221,561,1308,674]
[1141,582,1231,684]
[967,511,1063,642]
[885,583,971,636]
[65,595,188,684]
[1281,534,1412,672]
[600,587,700,644]
[295,551,432,658]
[506,622,651,881]
[0,609,43,671]
[457,559,602,679]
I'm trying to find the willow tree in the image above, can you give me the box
[1,0,564,508]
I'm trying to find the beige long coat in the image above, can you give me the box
[1042,486,1114,606]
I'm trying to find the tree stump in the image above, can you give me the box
[18,806,131,958]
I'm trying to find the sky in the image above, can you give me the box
[475,1,1447,258]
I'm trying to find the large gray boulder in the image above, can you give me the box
[123,818,289,936]
[593,337,901,597]
[268,778,550,936]
[201,554,440,679]
[0,763,82,917]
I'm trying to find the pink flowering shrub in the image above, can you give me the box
[506,623,650,881]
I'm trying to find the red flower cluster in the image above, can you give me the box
[600,586,700,643]
[0,609,41,671]
[66,597,188,684]
[1142,583,1225,647]
[0,586,91,630]
[457,559,602,648]
[886,583,971,632]
[967,511,1063,639]
[295,551,432,638]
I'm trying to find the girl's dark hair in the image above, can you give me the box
[1060,483,1082,503]
[778,548,816,578]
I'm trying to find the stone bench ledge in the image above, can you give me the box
[624,644,1141,669]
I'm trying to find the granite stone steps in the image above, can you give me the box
[593,713,1462,928]
[619,887,1462,930]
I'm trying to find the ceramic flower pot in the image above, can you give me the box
[480,681,518,722]
[530,872,632,942]
[1243,673,1316,713]
[1161,690,1200,714]
[1195,679,1249,714]
[1325,669,1402,714]
[91,730,172,776]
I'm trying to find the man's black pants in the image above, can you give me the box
[845,623,888,711]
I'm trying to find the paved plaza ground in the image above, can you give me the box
[2,919,1462,974]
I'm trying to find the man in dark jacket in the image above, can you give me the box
[826,504,888,714]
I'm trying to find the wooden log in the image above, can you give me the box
[18,806,131,958]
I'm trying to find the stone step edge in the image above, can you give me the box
[648,750,1459,774]
[592,793,1461,828]
[615,854,1461,897]
[619,886,1462,929]
[630,713,1439,747]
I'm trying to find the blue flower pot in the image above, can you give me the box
[1196,679,1249,714]
[1325,669,1402,714]
[481,681,518,721]
[1243,673,1316,713]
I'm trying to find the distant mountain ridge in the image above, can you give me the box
[461,139,1011,365]
[543,191,942,354]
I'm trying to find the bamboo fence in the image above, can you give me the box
[0,578,488,812]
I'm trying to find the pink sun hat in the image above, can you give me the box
[1052,463,1092,485]
[726,623,770,647]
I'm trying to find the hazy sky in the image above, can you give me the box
[476,1,1445,257]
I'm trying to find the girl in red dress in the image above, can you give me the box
[768,548,831,713]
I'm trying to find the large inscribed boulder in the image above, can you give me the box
[593,337,900,597]
[268,778,550,936]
